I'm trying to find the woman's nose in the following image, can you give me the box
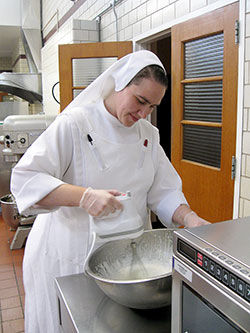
[138,106,150,119]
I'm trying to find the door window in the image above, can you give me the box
[182,33,224,168]
[72,57,117,98]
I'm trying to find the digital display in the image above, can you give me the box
[178,239,196,262]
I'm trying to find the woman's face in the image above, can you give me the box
[111,77,166,127]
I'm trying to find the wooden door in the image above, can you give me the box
[171,3,238,222]
[58,41,133,112]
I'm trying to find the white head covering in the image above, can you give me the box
[63,50,166,112]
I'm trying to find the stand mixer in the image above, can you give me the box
[0,114,56,163]
[0,114,56,249]
[84,191,144,273]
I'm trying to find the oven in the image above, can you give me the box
[172,217,250,332]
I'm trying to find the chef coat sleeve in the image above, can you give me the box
[147,127,188,227]
[10,114,74,216]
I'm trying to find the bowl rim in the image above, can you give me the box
[85,227,175,284]
[85,267,172,284]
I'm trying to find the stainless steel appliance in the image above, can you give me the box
[0,194,35,249]
[0,122,11,199]
[172,217,250,332]
[0,103,29,200]
[0,114,56,163]
[0,114,56,249]
[0,72,42,103]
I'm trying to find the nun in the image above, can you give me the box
[11,50,209,332]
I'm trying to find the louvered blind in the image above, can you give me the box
[185,34,224,78]
[183,125,221,168]
[184,81,222,122]
[72,57,117,97]
[183,33,224,168]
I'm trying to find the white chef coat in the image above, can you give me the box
[11,99,187,332]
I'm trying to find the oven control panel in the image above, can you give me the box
[177,239,250,304]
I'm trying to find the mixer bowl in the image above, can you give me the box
[0,194,36,230]
[0,194,20,230]
[86,228,175,309]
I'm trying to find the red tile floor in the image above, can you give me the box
[0,216,25,333]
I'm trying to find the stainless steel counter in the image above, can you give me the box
[55,273,171,332]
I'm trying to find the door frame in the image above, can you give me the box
[133,0,243,219]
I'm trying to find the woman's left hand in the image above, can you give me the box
[184,211,211,228]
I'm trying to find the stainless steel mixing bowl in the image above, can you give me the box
[85,228,175,309]
[0,194,36,230]
[0,194,20,230]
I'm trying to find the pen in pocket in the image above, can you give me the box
[87,134,107,171]
[138,139,148,169]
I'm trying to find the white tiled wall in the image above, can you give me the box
[12,38,29,73]
[41,0,224,114]
[0,57,12,71]
[240,0,250,217]
[0,39,28,73]
[41,0,250,219]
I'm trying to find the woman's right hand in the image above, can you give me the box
[79,188,123,217]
